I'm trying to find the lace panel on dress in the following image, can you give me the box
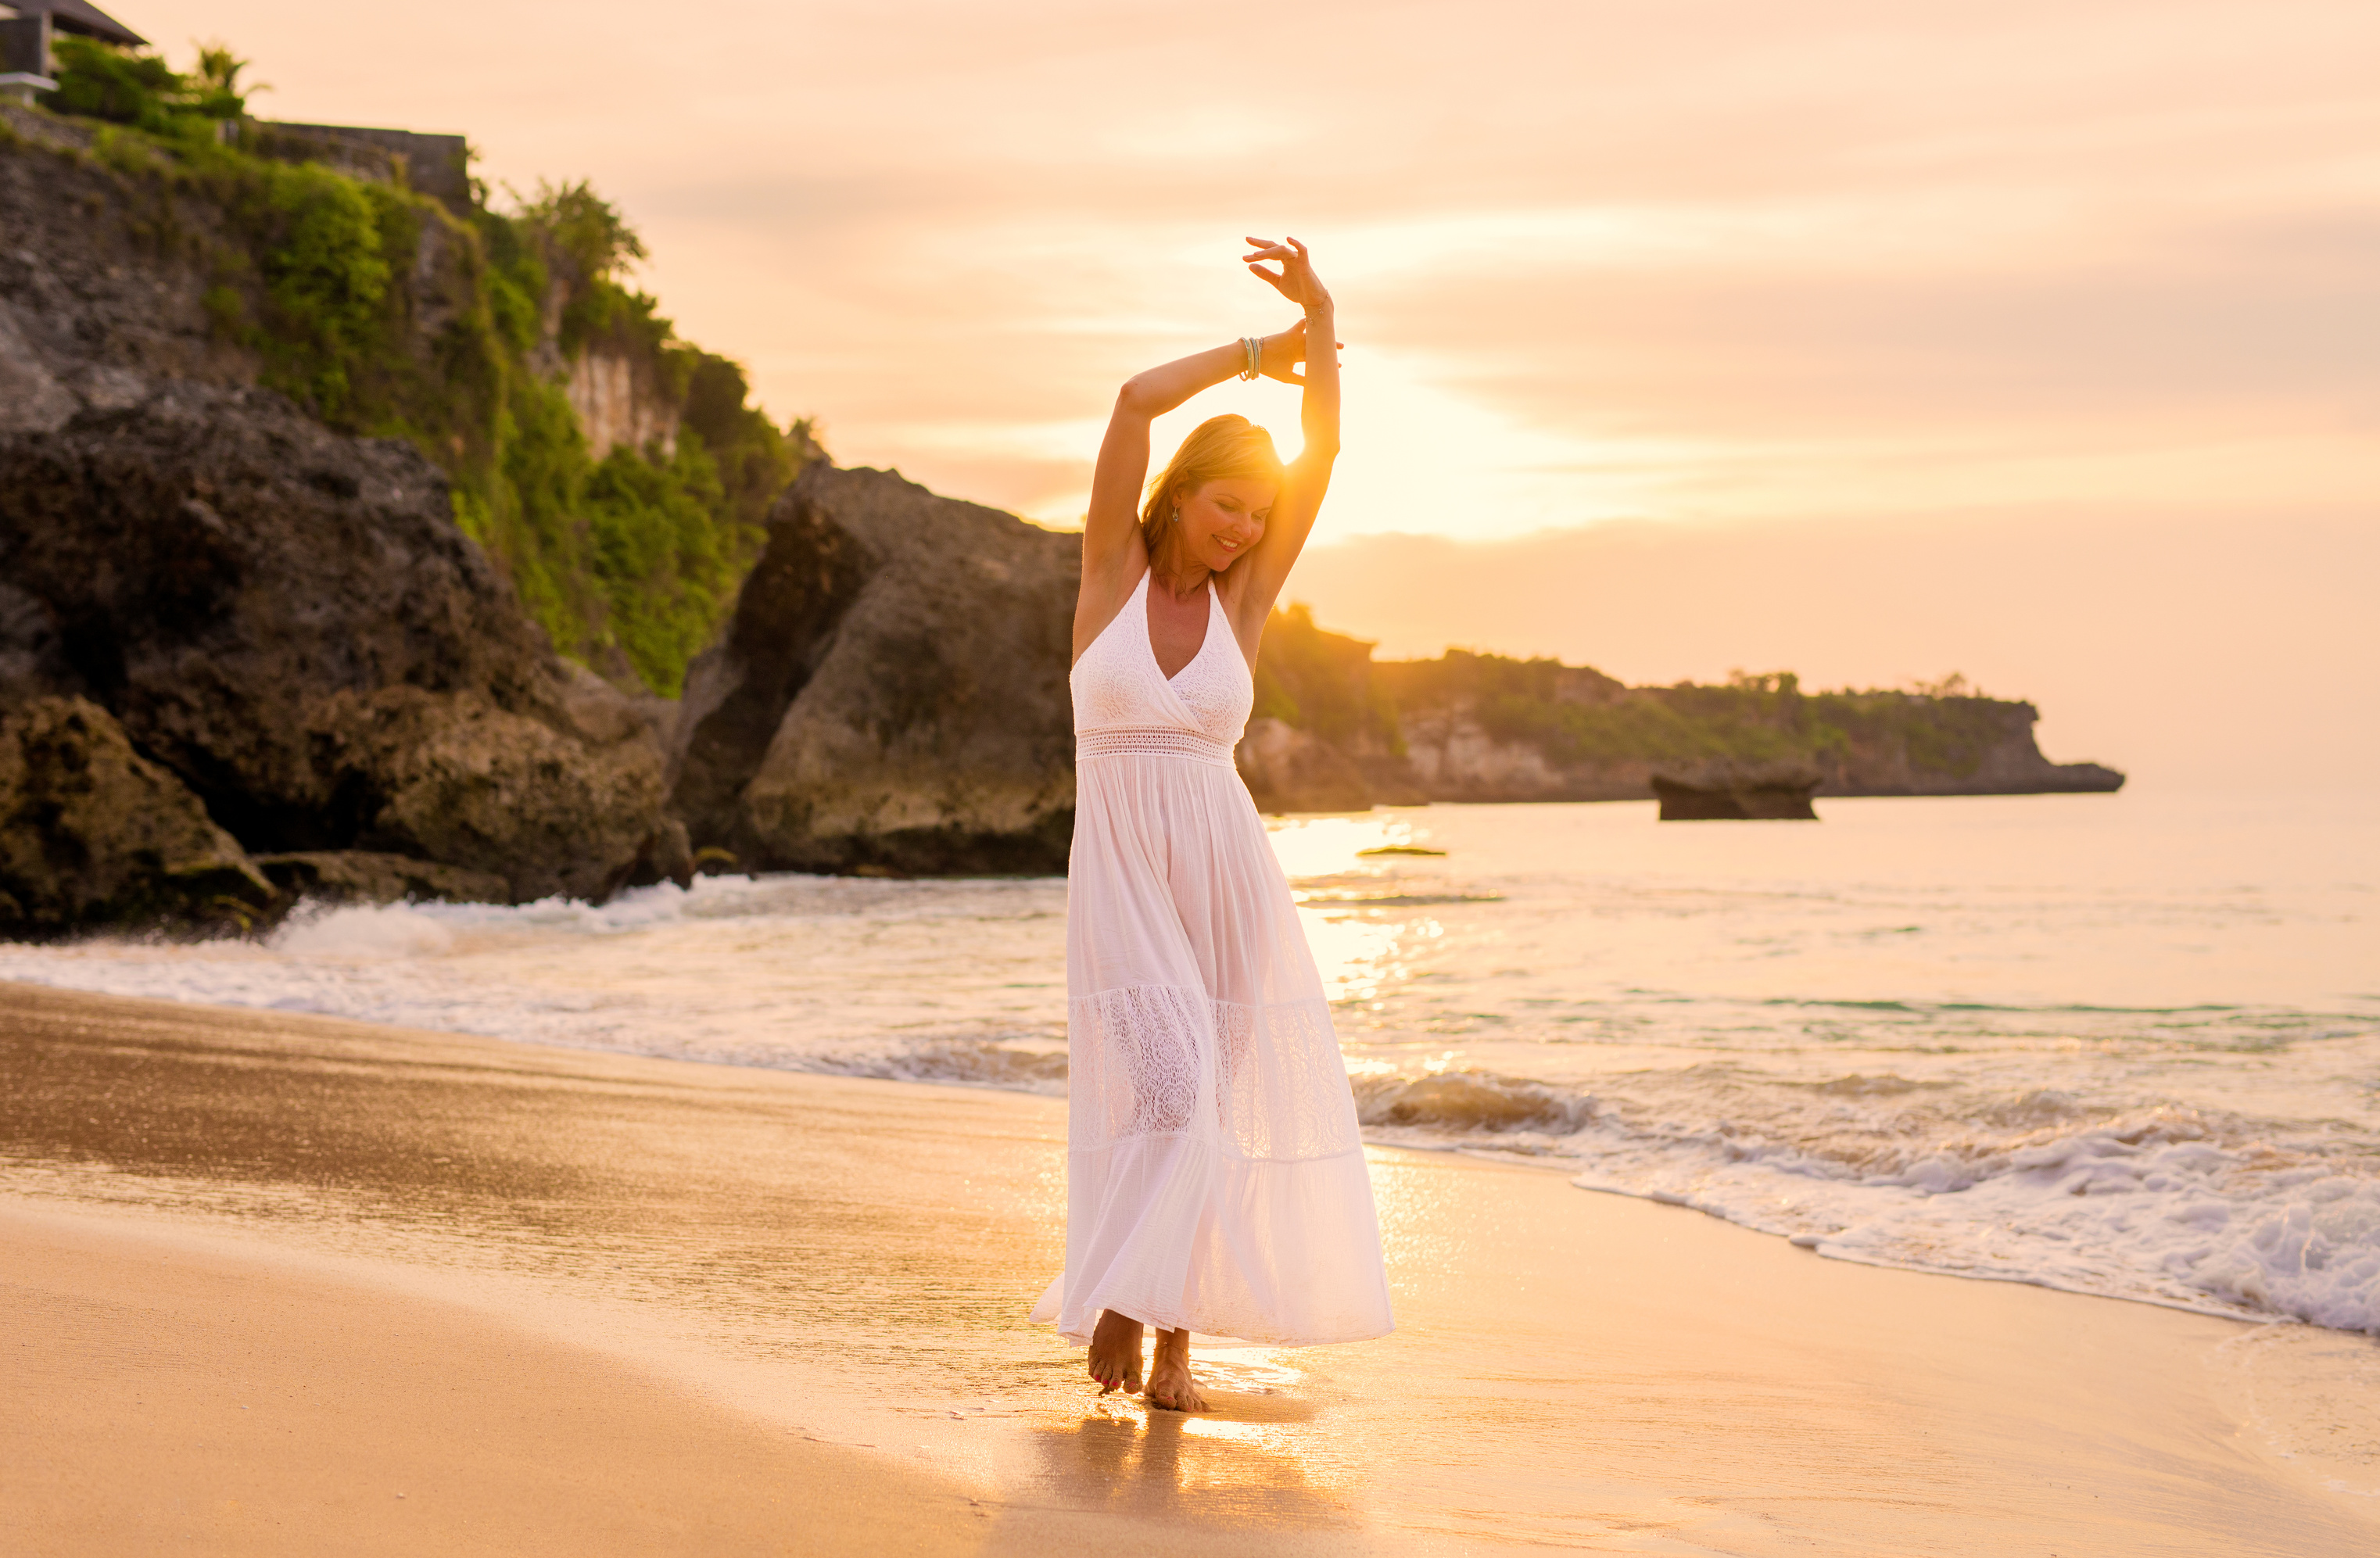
[1075,727,1236,766]
[1211,997,1362,1159]
[1070,986,1361,1160]
[1070,985,1206,1144]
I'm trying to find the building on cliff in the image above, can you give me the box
[0,1,143,102]
[241,120,472,215]
[5,3,471,210]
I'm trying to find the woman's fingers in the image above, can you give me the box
[1242,235,1322,310]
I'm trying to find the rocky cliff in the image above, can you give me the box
[565,346,679,460]
[0,91,808,697]
[0,381,682,924]
[669,464,1080,874]
[0,697,275,939]
[0,87,798,933]
[0,103,260,424]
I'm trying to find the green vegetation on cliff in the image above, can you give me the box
[1253,605,1403,754]
[31,40,811,696]
[446,179,810,693]
[1258,604,2085,794]
[1388,652,2020,779]
[1440,664,2016,778]
[41,35,249,134]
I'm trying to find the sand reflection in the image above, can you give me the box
[1006,1399,1358,1547]
[994,1334,1370,1548]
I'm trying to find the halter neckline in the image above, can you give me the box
[1141,569,1217,686]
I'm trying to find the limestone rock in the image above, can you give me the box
[567,348,679,460]
[0,697,275,938]
[0,383,672,904]
[0,299,79,436]
[1237,717,1375,814]
[670,464,1078,874]
[1396,707,1600,801]
[252,851,509,908]
[0,102,259,407]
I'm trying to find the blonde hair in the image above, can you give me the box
[1140,414,1285,562]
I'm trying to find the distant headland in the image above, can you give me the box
[1235,620,2122,815]
[0,34,2119,939]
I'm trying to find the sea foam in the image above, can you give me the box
[1353,1067,2380,1332]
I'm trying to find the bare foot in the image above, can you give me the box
[1088,1309,1144,1395]
[1143,1327,1209,1412]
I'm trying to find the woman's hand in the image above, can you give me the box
[1245,236,1333,315]
[1222,237,1341,639]
[1256,317,1342,385]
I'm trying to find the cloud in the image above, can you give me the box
[1278,503,2378,788]
[137,0,2380,780]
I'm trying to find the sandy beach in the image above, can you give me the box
[3,979,2375,1556]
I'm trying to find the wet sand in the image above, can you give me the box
[3,980,2375,1556]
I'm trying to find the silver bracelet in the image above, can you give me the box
[1239,336,1261,381]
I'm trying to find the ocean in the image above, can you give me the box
[5,788,2373,1334]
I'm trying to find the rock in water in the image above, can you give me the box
[0,698,275,938]
[1650,759,1823,821]
[671,464,1079,874]
[0,385,672,904]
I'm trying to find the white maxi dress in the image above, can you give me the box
[1030,571,1395,1347]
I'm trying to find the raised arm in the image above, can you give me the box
[1223,238,1339,639]
[1074,339,1253,660]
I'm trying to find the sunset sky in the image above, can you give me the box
[127,0,2376,786]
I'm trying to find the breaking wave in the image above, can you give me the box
[1352,1063,2380,1333]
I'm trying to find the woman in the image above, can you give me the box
[1029,238,1394,1411]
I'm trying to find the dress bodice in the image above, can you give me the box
[1070,571,1253,752]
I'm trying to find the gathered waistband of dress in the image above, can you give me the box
[1075,725,1238,767]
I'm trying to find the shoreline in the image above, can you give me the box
[5,980,2377,1554]
[9,927,2370,1341]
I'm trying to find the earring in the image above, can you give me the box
[1170,507,1181,523]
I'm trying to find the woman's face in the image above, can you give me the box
[1175,478,1275,572]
